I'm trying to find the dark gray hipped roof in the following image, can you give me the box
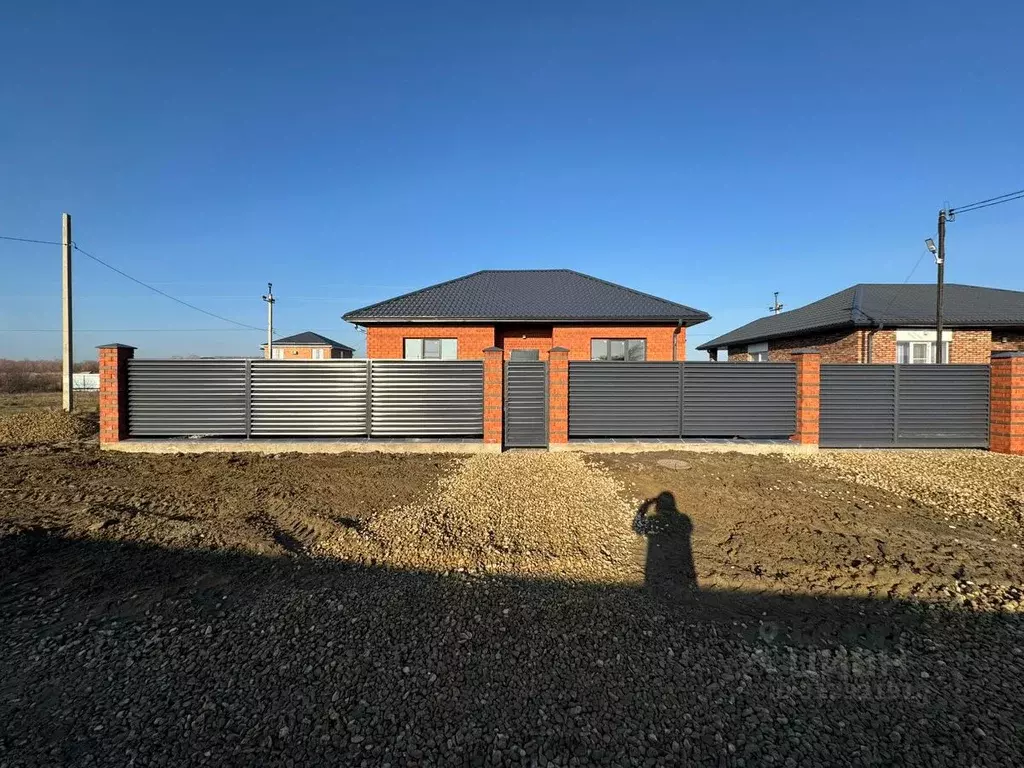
[343,269,710,325]
[697,283,1024,349]
[264,331,354,351]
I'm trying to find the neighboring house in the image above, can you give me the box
[698,283,1024,364]
[261,331,355,360]
[343,269,709,361]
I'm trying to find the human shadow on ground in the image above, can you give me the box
[1,531,1021,767]
[633,491,698,596]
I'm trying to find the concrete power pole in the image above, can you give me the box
[935,209,947,364]
[62,213,73,411]
[262,283,275,358]
[768,292,784,315]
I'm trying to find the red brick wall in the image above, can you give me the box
[724,328,1015,365]
[497,325,554,360]
[548,347,569,444]
[727,329,864,363]
[990,353,1024,454]
[365,323,685,360]
[992,330,1024,353]
[551,325,684,361]
[791,350,820,445]
[264,346,353,359]
[365,325,497,359]
[483,347,503,445]
[98,344,134,444]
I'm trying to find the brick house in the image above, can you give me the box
[261,331,355,360]
[343,269,709,361]
[698,284,1024,364]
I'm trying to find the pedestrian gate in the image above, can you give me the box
[504,361,548,447]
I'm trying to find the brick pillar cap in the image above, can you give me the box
[550,346,570,353]
[992,351,1024,359]
[790,348,821,355]
[483,346,502,353]
[97,343,137,350]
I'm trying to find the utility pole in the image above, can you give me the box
[262,283,275,358]
[62,213,73,411]
[935,209,946,364]
[768,292,784,315]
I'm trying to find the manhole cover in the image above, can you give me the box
[656,459,691,471]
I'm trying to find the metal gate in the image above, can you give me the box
[504,361,548,447]
[820,364,990,447]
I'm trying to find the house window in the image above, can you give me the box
[271,348,284,359]
[897,341,951,364]
[895,330,952,364]
[404,338,458,360]
[311,348,325,360]
[591,339,646,361]
[748,342,769,362]
[716,347,728,362]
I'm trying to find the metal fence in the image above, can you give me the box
[128,359,483,439]
[815,366,991,450]
[568,361,796,439]
[820,364,990,448]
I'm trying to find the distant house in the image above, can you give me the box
[342,269,709,361]
[698,284,1024,364]
[261,331,355,360]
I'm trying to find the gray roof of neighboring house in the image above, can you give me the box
[263,331,354,351]
[343,269,710,325]
[697,283,1024,350]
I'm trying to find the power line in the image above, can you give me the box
[4,328,268,333]
[952,191,1024,215]
[72,242,266,332]
[0,234,62,246]
[951,187,1024,214]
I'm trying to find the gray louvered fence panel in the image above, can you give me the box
[681,363,796,437]
[820,365,896,447]
[250,361,368,437]
[896,365,990,447]
[370,360,483,436]
[128,359,247,437]
[505,362,548,447]
[568,362,680,437]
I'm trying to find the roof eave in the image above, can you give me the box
[345,314,711,326]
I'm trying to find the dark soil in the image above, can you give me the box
[0,445,454,556]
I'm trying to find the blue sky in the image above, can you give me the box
[2,1,1022,360]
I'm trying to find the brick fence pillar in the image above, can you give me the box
[790,348,820,447]
[483,347,504,447]
[549,347,569,445]
[990,351,1024,455]
[97,343,135,445]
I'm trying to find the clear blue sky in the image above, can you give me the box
[2,1,1022,360]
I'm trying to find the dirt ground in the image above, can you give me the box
[3,445,1024,766]
[1,445,1021,612]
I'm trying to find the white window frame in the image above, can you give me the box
[311,348,325,360]
[748,342,769,362]
[271,348,284,359]
[895,330,952,365]
[716,347,728,362]
[403,338,458,360]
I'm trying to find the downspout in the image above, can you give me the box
[866,324,883,363]
[672,320,683,361]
